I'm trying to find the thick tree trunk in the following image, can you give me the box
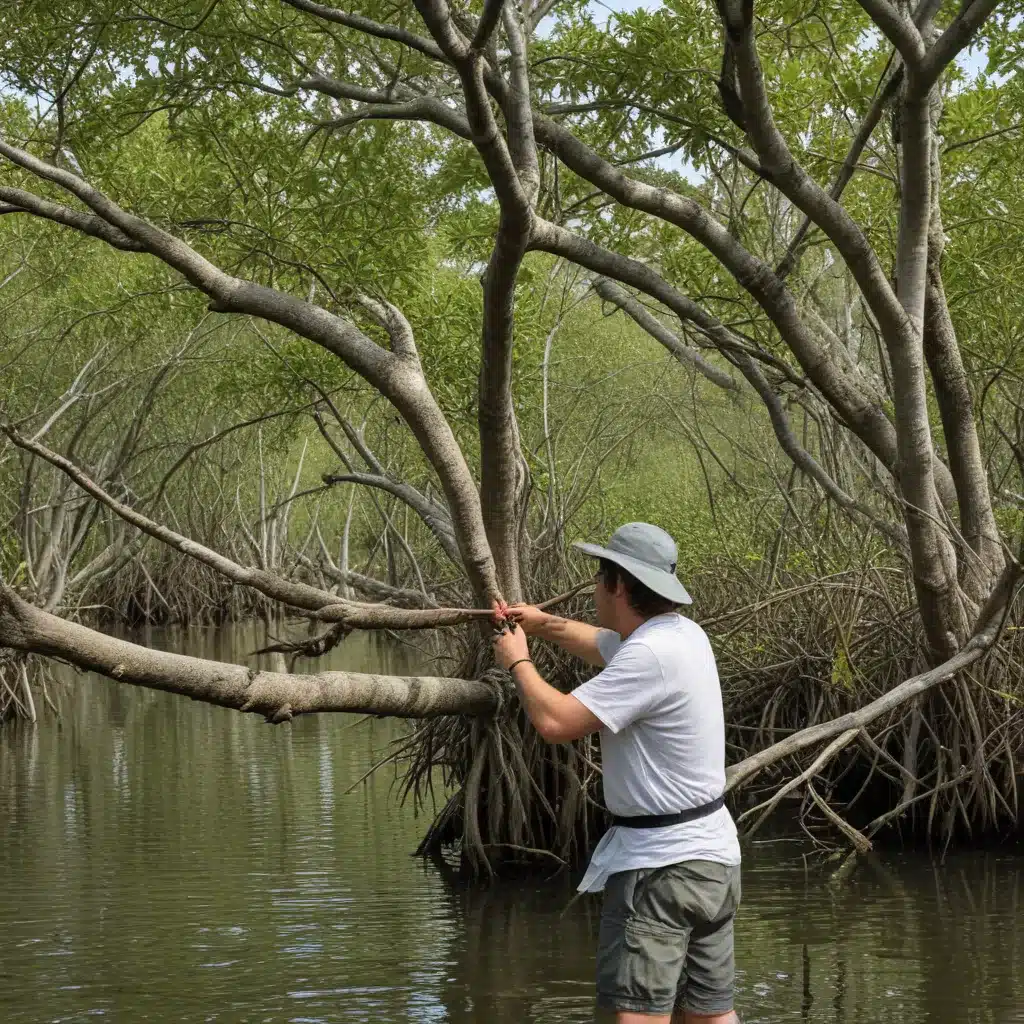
[891,82,970,659]
[922,97,1003,600]
[478,214,529,603]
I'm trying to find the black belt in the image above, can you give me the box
[611,795,725,829]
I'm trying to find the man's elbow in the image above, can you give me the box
[535,716,574,744]
[535,712,598,744]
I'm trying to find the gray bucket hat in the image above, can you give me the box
[574,522,692,605]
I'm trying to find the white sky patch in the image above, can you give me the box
[535,0,662,37]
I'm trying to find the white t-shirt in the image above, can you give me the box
[571,613,741,892]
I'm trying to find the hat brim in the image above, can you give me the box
[574,541,692,605]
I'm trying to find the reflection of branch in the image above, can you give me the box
[252,621,351,661]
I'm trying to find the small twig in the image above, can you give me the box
[807,781,872,855]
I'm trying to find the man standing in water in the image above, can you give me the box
[492,522,742,1024]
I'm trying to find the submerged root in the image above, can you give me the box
[402,589,607,873]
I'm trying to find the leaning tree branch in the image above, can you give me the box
[734,353,910,550]
[321,470,461,564]
[296,552,439,608]
[777,0,944,278]
[0,186,144,250]
[532,218,788,374]
[517,126,927,499]
[915,0,1003,96]
[281,0,447,60]
[591,278,740,392]
[0,423,487,631]
[592,273,908,547]
[717,0,914,358]
[472,0,507,50]
[0,137,500,603]
[0,584,497,722]
[737,727,861,833]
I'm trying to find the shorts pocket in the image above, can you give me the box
[597,912,687,1014]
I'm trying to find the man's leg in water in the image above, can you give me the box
[598,864,740,1024]
[613,1011,738,1023]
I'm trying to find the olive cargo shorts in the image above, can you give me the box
[597,860,742,1016]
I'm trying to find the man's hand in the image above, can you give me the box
[492,619,530,670]
[492,599,606,668]
[505,602,551,635]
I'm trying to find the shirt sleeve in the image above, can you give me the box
[596,628,623,666]
[570,640,664,734]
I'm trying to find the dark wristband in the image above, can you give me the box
[507,658,533,673]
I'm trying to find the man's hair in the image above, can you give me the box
[598,558,679,618]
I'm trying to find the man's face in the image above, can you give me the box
[593,569,616,629]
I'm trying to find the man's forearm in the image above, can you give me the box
[532,614,606,666]
[511,662,565,736]
[510,661,602,743]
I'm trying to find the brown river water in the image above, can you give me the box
[0,624,1022,1023]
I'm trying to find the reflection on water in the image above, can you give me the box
[1,624,1022,1023]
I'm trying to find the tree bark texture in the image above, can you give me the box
[0,585,496,721]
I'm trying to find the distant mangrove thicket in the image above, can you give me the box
[2,0,1024,871]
